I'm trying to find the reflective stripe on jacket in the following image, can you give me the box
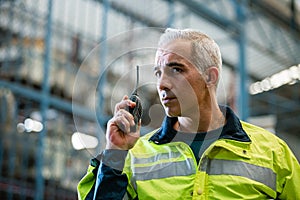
[124,121,300,199]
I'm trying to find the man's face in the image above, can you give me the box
[154,40,210,118]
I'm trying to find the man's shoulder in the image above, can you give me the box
[241,121,274,134]
[241,120,287,148]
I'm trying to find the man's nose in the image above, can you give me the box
[157,72,172,91]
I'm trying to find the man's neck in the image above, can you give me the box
[176,107,226,133]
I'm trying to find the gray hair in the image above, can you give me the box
[158,28,222,74]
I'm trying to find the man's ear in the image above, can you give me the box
[205,67,219,86]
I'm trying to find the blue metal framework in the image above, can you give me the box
[234,0,248,120]
[35,0,52,198]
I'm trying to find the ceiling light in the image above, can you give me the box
[249,64,300,95]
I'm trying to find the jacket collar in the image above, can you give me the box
[149,106,251,144]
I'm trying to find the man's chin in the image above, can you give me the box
[165,109,181,118]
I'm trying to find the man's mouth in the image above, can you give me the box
[162,96,176,104]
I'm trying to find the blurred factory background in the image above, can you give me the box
[0,0,299,199]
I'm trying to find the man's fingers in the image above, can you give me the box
[111,109,135,133]
[116,109,135,126]
[114,95,129,112]
[114,115,131,133]
[114,95,136,115]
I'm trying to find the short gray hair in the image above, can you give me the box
[158,28,222,74]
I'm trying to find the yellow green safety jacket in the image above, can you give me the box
[78,107,300,199]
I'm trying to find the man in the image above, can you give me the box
[78,28,300,199]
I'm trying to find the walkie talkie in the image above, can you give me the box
[128,65,143,132]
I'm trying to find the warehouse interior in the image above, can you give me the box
[0,0,299,199]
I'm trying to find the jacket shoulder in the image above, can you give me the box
[241,121,281,144]
[240,121,293,163]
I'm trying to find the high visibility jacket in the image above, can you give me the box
[78,108,300,199]
[124,122,300,199]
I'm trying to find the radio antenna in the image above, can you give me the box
[128,65,142,130]
[133,65,139,95]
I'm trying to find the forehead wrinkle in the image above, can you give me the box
[161,39,191,56]
[155,41,194,69]
[156,50,188,63]
[158,54,193,67]
[155,56,188,69]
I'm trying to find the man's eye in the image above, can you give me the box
[172,67,183,73]
[154,70,161,78]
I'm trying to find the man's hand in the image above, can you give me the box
[105,95,141,150]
